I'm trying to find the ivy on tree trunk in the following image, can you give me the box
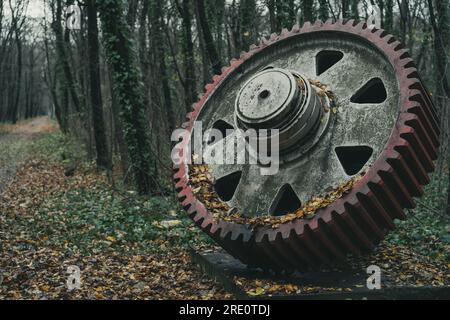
[97,0,157,195]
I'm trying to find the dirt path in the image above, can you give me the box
[0,117,58,194]
[0,116,57,136]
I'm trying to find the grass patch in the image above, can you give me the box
[30,131,86,164]
[387,172,450,261]
[35,186,211,255]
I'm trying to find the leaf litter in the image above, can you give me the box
[189,164,364,229]
[0,134,231,300]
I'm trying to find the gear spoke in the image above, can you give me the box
[230,166,284,215]
[332,95,397,155]
[318,51,388,100]
[287,150,347,200]
[203,130,241,170]
[209,163,244,181]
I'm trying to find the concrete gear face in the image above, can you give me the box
[173,20,440,271]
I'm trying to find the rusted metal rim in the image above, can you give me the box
[173,20,440,271]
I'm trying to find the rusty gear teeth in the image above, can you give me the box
[173,20,440,271]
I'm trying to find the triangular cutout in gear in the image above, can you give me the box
[270,184,302,216]
[335,146,374,176]
[214,171,242,202]
[316,50,344,76]
[351,78,387,104]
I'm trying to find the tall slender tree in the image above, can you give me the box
[87,0,111,170]
[302,0,314,23]
[150,0,175,133]
[51,0,82,115]
[265,0,277,32]
[398,0,409,42]
[8,0,24,123]
[350,0,359,20]
[229,0,242,54]
[428,0,450,215]
[196,0,221,75]
[342,0,350,19]
[385,0,394,32]
[375,0,384,28]
[195,5,210,85]
[276,0,296,29]
[0,2,3,37]
[318,0,329,21]
[239,0,257,50]
[127,0,139,32]
[177,0,197,111]
[97,0,157,194]
[213,0,226,61]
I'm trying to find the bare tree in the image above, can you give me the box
[87,0,111,170]
[196,0,221,75]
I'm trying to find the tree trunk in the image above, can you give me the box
[152,0,175,134]
[215,0,226,61]
[25,45,35,119]
[126,0,139,32]
[195,6,210,86]
[52,0,82,114]
[239,0,257,50]
[375,0,385,28]
[108,68,130,184]
[302,0,314,23]
[87,0,111,170]
[318,0,329,22]
[428,0,450,214]
[196,0,221,75]
[229,0,241,56]
[350,0,359,20]
[398,0,408,43]
[385,0,394,33]
[266,0,277,33]
[178,0,197,111]
[10,24,22,123]
[274,0,297,28]
[342,0,350,19]
[97,0,157,195]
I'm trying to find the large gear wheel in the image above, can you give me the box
[173,20,440,271]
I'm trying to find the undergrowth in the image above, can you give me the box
[24,132,450,261]
[26,132,212,255]
[387,171,450,261]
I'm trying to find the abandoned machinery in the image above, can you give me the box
[173,20,440,271]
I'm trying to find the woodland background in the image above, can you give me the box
[0,0,449,299]
[0,0,449,207]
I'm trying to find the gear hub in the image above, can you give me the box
[235,68,324,153]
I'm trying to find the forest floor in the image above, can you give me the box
[0,117,449,299]
[0,118,230,299]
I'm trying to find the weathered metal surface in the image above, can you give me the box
[174,20,440,271]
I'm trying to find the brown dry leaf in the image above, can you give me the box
[189,164,364,229]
